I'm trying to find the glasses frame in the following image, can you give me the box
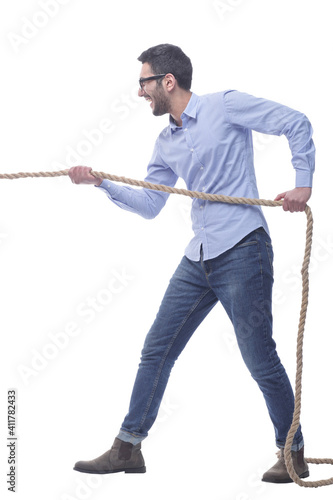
[139,74,167,90]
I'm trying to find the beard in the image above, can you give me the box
[151,86,170,116]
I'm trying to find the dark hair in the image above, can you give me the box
[138,44,192,91]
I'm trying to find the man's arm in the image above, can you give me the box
[67,140,179,220]
[222,90,315,212]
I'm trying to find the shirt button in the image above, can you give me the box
[200,166,204,170]
[184,128,188,131]
[190,148,194,152]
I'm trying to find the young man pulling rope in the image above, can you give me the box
[68,43,314,483]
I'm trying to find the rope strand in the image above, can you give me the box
[1,168,332,487]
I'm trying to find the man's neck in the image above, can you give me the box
[170,91,192,126]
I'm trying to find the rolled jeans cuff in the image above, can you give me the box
[277,438,304,452]
[117,429,145,445]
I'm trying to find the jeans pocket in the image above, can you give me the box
[236,240,258,249]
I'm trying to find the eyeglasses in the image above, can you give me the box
[139,74,167,90]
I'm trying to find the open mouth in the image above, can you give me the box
[144,94,153,106]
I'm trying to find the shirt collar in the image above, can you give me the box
[169,92,199,132]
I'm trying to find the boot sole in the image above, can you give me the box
[262,469,309,484]
[73,465,146,474]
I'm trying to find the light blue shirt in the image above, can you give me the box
[97,90,315,261]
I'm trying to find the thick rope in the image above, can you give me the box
[1,169,333,487]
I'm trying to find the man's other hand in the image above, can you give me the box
[274,187,312,212]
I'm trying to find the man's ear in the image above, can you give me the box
[164,73,177,92]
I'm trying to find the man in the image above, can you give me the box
[68,44,315,483]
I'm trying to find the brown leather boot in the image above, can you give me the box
[73,438,146,474]
[262,446,309,483]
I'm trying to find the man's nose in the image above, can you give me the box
[138,87,145,97]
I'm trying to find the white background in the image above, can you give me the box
[1,1,333,499]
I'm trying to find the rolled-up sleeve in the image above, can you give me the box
[223,90,315,187]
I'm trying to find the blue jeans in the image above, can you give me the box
[118,228,303,451]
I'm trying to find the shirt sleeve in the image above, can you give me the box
[96,137,178,219]
[222,90,315,187]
